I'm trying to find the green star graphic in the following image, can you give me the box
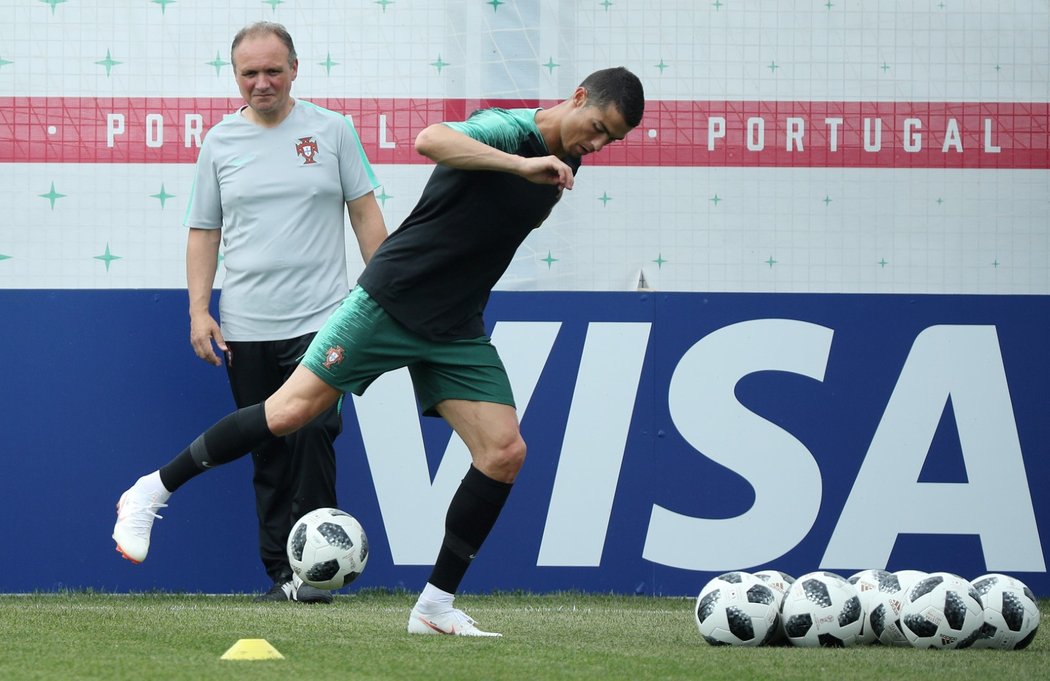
[823,195,832,206]
[543,57,559,74]
[598,191,612,206]
[263,0,283,11]
[880,62,891,73]
[208,51,230,76]
[767,61,778,73]
[487,0,504,11]
[40,0,66,14]
[95,243,122,272]
[96,50,122,77]
[542,251,559,269]
[712,0,723,9]
[0,57,12,68]
[376,187,393,207]
[152,0,176,14]
[710,194,722,205]
[600,0,613,10]
[992,258,1000,268]
[936,197,944,205]
[878,258,888,268]
[653,254,667,268]
[655,59,669,73]
[375,0,394,11]
[825,0,833,9]
[765,256,777,268]
[319,52,339,75]
[151,184,174,208]
[39,181,66,209]
[994,64,1003,73]
[431,55,449,73]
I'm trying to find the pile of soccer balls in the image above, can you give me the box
[287,507,369,591]
[693,568,1040,649]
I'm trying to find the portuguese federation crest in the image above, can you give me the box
[322,345,345,369]
[295,136,319,164]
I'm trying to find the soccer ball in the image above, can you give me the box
[780,571,863,647]
[848,569,908,646]
[900,572,984,649]
[287,508,369,590]
[893,569,929,594]
[970,573,1040,650]
[754,569,795,598]
[754,569,795,645]
[694,572,780,646]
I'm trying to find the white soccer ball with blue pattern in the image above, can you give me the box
[780,571,863,647]
[900,572,984,649]
[287,508,369,590]
[848,569,908,646]
[893,569,929,594]
[754,569,795,644]
[754,569,795,599]
[694,572,780,646]
[970,573,1040,650]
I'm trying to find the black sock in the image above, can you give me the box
[427,465,513,594]
[158,403,274,492]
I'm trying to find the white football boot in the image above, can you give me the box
[407,605,502,637]
[112,474,171,563]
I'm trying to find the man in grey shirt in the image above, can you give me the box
[183,21,387,603]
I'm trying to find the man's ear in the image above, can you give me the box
[572,86,588,107]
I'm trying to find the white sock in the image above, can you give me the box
[416,583,454,613]
[139,470,172,498]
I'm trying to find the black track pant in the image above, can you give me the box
[225,332,342,584]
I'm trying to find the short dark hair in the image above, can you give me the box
[579,67,645,128]
[231,22,297,68]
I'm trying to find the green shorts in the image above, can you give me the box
[301,287,515,416]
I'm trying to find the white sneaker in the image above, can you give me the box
[407,605,502,637]
[112,476,171,564]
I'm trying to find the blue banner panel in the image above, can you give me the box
[0,291,1046,596]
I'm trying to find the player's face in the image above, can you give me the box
[561,88,633,159]
[233,34,298,121]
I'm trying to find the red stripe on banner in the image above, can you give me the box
[1,97,1047,168]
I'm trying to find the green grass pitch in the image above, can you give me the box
[0,591,1046,680]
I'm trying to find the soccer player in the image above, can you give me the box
[113,66,645,636]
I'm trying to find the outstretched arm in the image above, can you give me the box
[414,123,574,190]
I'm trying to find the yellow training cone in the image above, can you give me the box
[220,638,285,660]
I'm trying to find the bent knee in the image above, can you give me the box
[484,435,526,483]
[264,401,315,437]
[503,435,527,469]
[264,367,342,437]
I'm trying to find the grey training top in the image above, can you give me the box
[185,100,378,341]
